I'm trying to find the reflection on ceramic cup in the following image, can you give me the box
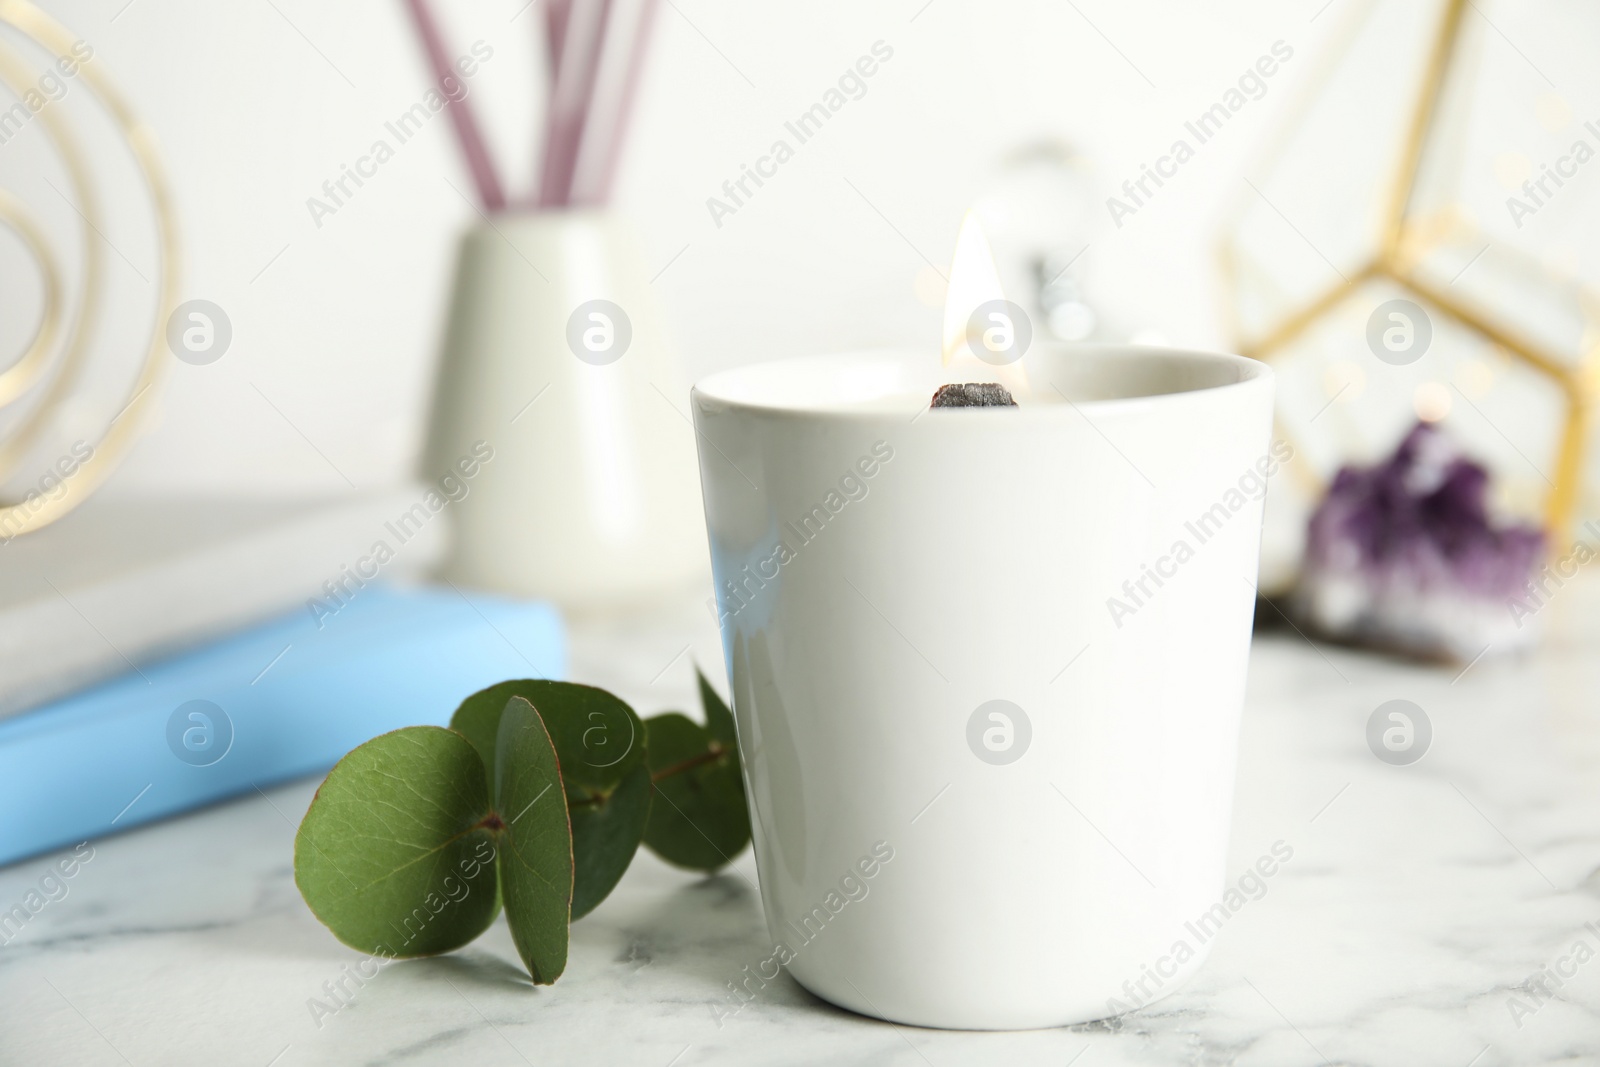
[566,299,632,365]
[166,299,232,366]
[1366,699,1431,765]
[1366,299,1431,366]
[965,299,1032,365]
[734,628,809,885]
[966,699,1031,765]
[165,700,234,766]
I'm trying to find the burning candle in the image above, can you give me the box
[688,222,1277,1031]
[802,212,1093,414]
[938,210,1031,403]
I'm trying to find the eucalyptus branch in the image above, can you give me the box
[294,669,751,987]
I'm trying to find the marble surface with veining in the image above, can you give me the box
[2,581,1599,1067]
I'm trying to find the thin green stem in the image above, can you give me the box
[651,744,727,784]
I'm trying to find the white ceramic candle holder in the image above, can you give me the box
[691,346,1275,1030]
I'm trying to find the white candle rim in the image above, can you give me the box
[690,346,1273,423]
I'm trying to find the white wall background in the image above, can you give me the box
[3,0,1597,502]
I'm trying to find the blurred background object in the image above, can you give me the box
[0,0,176,538]
[1219,0,1599,600]
[0,582,563,866]
[0,0,569,848]
[411,0,707,610]
[972,140,1102,343]
[1292,420,1547,662]
[421,208,706,609]
[0,491,447,716]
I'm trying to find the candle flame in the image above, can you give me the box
[940,211,1029,394]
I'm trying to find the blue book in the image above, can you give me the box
[0,584,563,867]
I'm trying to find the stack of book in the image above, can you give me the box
[0,491,563,865]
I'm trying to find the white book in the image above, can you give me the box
[0,488,449,719]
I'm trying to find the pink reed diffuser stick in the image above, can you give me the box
[545,0,573,73]
[536,0,614,207]
[402,0,506,211]
[404,0,656,210]
[573,0,659,205]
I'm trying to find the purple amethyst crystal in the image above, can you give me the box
[1293,422,1546,661]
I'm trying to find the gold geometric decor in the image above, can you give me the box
[0,0,177,539]
[1218,0,1596,570]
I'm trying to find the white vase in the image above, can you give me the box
[421,210,707,610]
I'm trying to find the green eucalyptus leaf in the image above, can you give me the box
[697,666,738,748]
[642,712,751,872]
[449,679,528,772]
[453,681,648,917]
[451,680,645,793]
[494,696,575,984]
[294,727,501,958]
[568,760,652,919]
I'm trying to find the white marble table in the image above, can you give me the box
[3,584,1598,1066]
